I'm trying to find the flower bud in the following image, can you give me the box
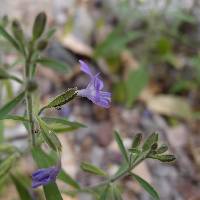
[32,12,47,40]
[26,79,38,92]
[151,143,158,151]
[12,20,24,44]
[36,39,48,51]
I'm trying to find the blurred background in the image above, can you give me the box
[0,0,200,199]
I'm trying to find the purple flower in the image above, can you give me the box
[77,60,111,108]
[32,164,61,188]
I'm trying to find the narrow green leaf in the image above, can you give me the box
[51,126,83,133]
[37,117,62,151]
[43,182,63,200]
[0,121,4,143]
[0,91,25,118]
[132,133,142,148]
[0,154,18,179]
[114,162,129,178]
[0,144,15,153]
[156,144,168,154]
[111,185,122,200]
[32,12,47,40]
[0,68,23,84]
[32,147,80,189]
[45,27,56,39]
[114,131,129,163]
[128,148,141,154]
[131,173,160,200]
[142,133,158,152]
[42,117,86,133]
[99,185,111,200]
[0,25,21,52]
[42,117,86,128]
[0,114,28,121]
[37,57,70,73]
[81,162,107,177]
[126,66,148,107]
[149,154,176,162]
[11,20,26,55]
[11,173,33,200]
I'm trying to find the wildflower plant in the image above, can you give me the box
[0,12,175,200]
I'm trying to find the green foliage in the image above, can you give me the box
[149,154,176,162]
[37,117,62,151]
[42,117,86,133]
[32,12,47,40]
[11,20,25,55]
[142,133,158,152]
[131,133,142,148]
[114,131,129,163]
[0,153,18,180]
[99,185,110,200]
[112,81,126,103]
[131,173,160,200]
[0,91,25,118]
[0,25,21,53]
[81,162,107,177]
[36,57,70,73]
[11,173,33,200]
[0,114,28,121]
[156,144,168,154]
[0,67,23,83]
[125,66,148,107]
[45,27,56,39]
[0,121,4,142]
[43,182,63,200]
[94,28,141,59]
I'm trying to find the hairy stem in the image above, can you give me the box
[25,42,35,146]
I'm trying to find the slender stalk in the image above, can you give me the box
[67,155,146,195]
[25,41,35,146]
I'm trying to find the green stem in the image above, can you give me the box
[10,75,23,84]
[25,41,35,146]
[38,106,47,116]
[26,92,35,146]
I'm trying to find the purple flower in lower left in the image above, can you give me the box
[32,164,61,188]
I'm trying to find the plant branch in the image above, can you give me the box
[67,154,146,195]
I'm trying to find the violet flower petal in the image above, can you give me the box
[32,165,60,188]
[77,60,111,108]
[79,60,93,77]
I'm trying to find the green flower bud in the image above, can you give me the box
[37,39,48,51]
[151,143,158,151]
[12,20,24,44]
[156,144,168,154]
[32,12,47,40]
[1,15,9,27]
[26,79,38,92]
